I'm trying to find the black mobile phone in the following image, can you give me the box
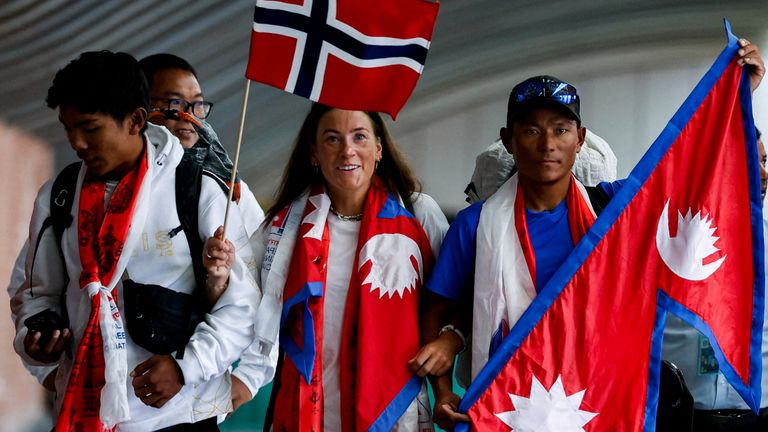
[24,309,65,344]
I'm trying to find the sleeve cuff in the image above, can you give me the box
[175,349,205,386]
[232,366,262,399]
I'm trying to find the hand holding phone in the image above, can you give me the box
[24,309,65,344]
[23,309,70,363]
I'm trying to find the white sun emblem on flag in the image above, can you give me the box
[655,199,726,281]
[302,193,331,240]
[495,375,597,432]
[359,233,422,299]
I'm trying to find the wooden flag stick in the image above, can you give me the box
[222,79,251,238]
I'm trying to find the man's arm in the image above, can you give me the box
[12,180,72,366]
[132,175,262,407]
[7,240,58,388]
[230,226,281,408]
[410,202,481,375]
[414,203,481,428]
[172,176,260,385]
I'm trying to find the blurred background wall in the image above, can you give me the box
[1,1,767,430]
[0,120,53,431]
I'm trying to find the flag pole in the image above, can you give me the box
[222,79,251,238]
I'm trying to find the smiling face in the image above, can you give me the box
[148,68,203,148]
[310,109,382,207]
[60,106,145,179]
[501,107,585,190]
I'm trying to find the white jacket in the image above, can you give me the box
[11,124,259,431]
[6,241,57,385]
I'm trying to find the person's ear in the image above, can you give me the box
[500,126,513,154]
[127,107,147,135]
[576,126,586,153]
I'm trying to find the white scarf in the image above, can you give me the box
[471,174,595,380]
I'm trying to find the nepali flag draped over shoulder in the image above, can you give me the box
[272,179,435,431]
[245,0,440,119]
[457,20,764,431]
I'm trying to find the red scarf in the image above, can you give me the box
[273,177,434,431]
[56,150,148,432]
[514,173,596,287]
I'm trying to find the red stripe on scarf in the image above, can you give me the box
[56,149,148,432]
[514,174,596,290]
[565,175,597,242]
[273,183,328,431]
[514,182,537,287]
[273,178,433,431]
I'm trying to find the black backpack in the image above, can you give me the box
[33,153,215,284]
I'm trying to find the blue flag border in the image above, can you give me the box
[279,281,324,383]
[457,19,764,429]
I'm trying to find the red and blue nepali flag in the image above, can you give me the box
[457,20,765,431]
[245,0,440,119]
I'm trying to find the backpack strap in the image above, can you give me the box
[585,185,611,217]
[29,162,81,297]
[51,162,81,247]
[176,157,236,299]
[174,153,207,300]
[172,153,208,359]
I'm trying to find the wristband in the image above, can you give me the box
[205,275,228,291]
[438,324,467,354]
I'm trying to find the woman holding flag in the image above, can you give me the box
[204,103,448,431]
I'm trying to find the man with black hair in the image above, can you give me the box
[415,39,764,430]
[11,50,258,431]
[420,75,618,428]
[140,53,208,149]
[139,52,264,257]
[139,54,271,410]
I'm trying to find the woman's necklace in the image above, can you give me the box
[330,205,363,222]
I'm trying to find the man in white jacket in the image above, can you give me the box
[138,53,265,238]
[11,51,258,431]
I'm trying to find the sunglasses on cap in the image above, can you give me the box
[508,75,581,124]
[511,76,579,106]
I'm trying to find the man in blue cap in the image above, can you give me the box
[413,38,765,430]
[419,74,616,428]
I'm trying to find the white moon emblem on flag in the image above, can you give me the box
[655,199,726,281]
[495,375,598,431]
[359,233,422,299]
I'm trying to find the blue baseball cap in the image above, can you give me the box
[507,75,581,126]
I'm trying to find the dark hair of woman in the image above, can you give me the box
[264,103,422,224]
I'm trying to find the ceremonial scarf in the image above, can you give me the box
[270,177,434,431]
[471,173,596,380]
[56,149,148,432]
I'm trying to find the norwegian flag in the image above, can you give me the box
[457,21,764,431]
[245,0,440,119]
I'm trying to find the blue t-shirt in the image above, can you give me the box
[427,180,623,300]
[526,200,573,290]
